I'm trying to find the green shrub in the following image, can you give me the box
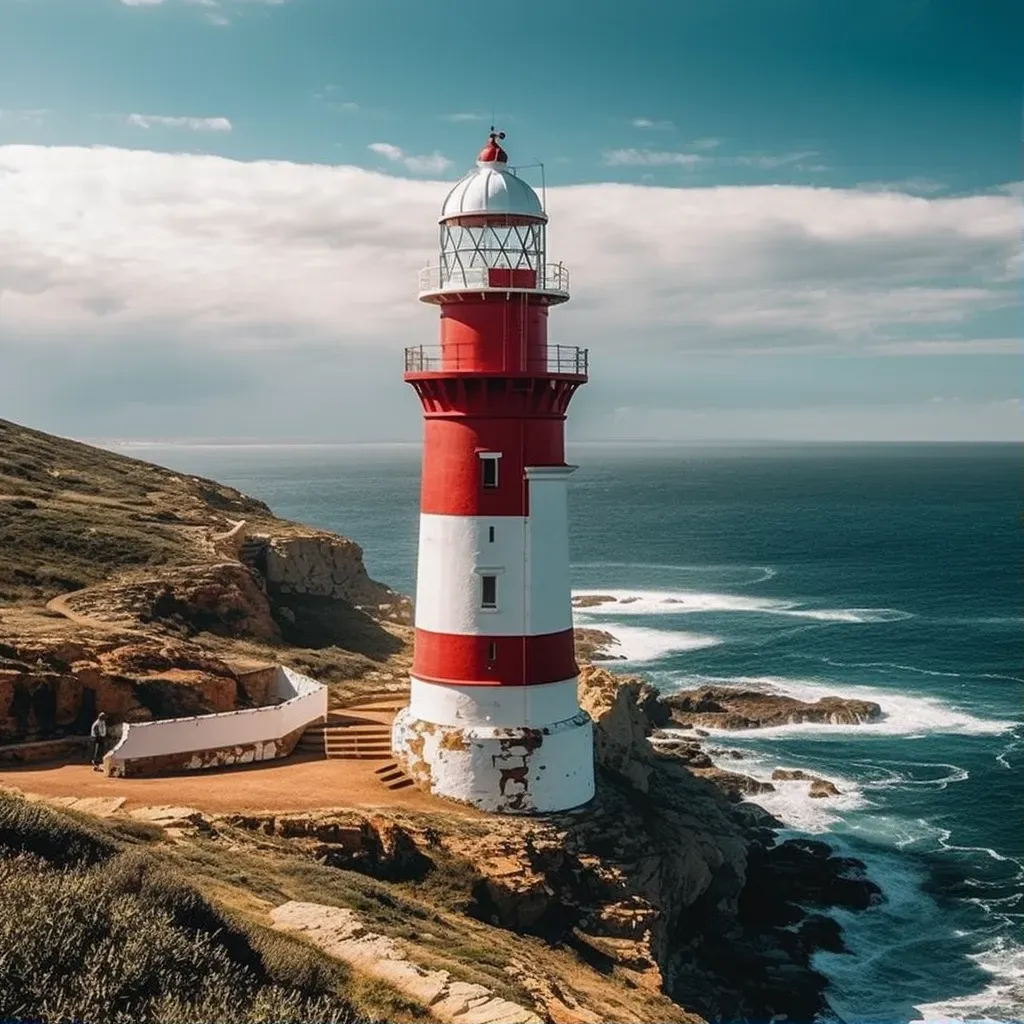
[0,795,115,867]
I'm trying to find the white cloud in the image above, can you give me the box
[604,147,825,172]
[0,108,48,124]
[731,150,819,169]
[631,118,674,130]
[867,338,1020,356]
[604,148,705,167]
[127,113,232,132]
[444,112,487,122]
[0,145,1016,362]
[368,142,452,175]
[859,176,947,195]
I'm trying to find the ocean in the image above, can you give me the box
[110,440,1023,1024]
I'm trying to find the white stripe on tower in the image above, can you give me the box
[414,481,573,637]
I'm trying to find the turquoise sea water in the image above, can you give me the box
[111,441,1023,1024]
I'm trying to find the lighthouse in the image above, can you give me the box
[391,131,595,814]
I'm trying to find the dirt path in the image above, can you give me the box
[44,589,124,633]
[0,751,467,816]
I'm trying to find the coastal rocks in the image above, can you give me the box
[743,838,883,916]
[223,811,432,882]
[573,627,626,662]
[665,686,883,731]
[577,665,667,792]
[810,779,842,798]
[690,768,776,801]
[771,768,843,798]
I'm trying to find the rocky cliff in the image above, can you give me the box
[0,418,412,742]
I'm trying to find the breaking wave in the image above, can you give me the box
[597,625,721,663]
[572,588,912,624]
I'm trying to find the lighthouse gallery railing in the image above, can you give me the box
[404,343,588,377]
[418,261,570,296]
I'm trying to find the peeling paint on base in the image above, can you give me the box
[392,708,594,814]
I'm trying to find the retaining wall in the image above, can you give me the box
[105,667,327,778]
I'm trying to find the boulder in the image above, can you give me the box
[665,686,882,731]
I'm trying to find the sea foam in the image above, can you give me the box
[597,625,721,663]
[912,937,1024,1024]
[572,587,912,624]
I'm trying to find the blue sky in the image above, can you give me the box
[0,0,1020,441]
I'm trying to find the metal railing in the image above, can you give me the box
[404,343,588,377]
[417,261,570,296]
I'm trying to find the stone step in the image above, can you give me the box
[373,761,414,790]
[327,751,393,761]
[298,739,392,751]
[304,724,389,734]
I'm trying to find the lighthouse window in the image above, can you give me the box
[488,526,495,543]
[481,456,499,489]
[487,642,497,662]
[481,575,498,609]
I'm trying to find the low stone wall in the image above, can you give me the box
[105,666,326,778]
[0,736,90,765]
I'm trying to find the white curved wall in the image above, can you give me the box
[408,676,579,728]
[108,667,326,767]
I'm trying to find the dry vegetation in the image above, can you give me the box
[0,418,270,603]
[0,792,426,1024]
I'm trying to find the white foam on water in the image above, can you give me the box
[665,673,1015,738]
[912,937,1024,1024]
[598,625,722,663]
[572,587,912,623]
[803,656,1024,686]
[574,563,778,586]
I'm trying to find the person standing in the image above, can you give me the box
[90,712,108,771]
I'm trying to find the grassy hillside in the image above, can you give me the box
[0,418,271,602]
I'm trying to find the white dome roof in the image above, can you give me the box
[439,163,546,222]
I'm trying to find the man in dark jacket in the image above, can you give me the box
[90,712,108,770]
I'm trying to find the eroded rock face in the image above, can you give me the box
[0,635,241,744]
[577,665,668,793]
[263,535,399,610]
[62,563,280,642]
[665,686,883,731]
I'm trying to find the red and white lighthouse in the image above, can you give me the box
[392,132,595,813]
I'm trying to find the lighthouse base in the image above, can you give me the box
[391,701,595,814]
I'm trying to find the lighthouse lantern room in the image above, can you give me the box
[392,131,595,813]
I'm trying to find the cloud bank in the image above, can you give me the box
[0,144,1017,439]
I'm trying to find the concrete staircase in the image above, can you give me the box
[295,692,414,790]
[297,718,393,760]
